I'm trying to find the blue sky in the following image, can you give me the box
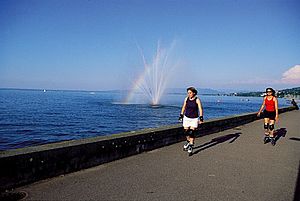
[1,0,299,91]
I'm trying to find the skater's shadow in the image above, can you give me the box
[290,137,300,141]
[193,132,241,155]
[275,128,287,142]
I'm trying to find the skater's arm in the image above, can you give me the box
[257,97,266,116]
[179,97,187,121]
[274,97,279,121]
[196,98,203,123]
[180,97,187,115]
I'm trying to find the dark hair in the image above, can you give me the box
[266,87,276,96]
[187,87,198,95]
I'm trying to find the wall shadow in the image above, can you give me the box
[193,132,241,155]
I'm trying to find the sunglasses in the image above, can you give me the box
[266,91,272,93]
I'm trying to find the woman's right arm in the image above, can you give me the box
[257,97,266,116]
[180,97,187,115]
[178,97,187,121]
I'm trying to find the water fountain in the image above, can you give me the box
[125,41,177,106]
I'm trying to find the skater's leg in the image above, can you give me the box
[184,128,190,141]
[189,137,194,145]
[187,128,197,156]
[269,120,275,137]
[264,118,270,135]
[263,118,270,144]
[269,120,276,146]
[183,128,190,150]
[189,127,197,145]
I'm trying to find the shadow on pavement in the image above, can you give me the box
[274,128,287,143]
[193,132,241,155]
[290,137,300,142]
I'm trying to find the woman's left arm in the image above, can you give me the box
[197,98,203,123]
[274,97,279,121]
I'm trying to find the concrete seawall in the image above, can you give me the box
[0,106,295,191]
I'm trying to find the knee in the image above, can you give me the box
[269,124,275,131]
[264,123,269,129]
[189,129,197,138]
[184,129,190,136]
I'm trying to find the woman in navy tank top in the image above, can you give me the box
[179,87,203,156]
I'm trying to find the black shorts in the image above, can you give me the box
[263,110,276,120]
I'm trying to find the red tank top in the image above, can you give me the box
[265,97,275,111]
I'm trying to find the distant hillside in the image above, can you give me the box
[233,91,262,97]
[277,87,300,98]
[234,87,300,98]
[167,88,223,95]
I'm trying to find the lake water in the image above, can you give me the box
[0,89,290,150]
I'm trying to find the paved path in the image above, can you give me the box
[17,110,300,201]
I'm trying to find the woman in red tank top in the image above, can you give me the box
[257,88,278,145]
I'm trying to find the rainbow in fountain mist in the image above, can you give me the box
[124,41,176,105]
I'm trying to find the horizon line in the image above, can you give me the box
[0,87,298,93]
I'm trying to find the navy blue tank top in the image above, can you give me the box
[185,97,199,118]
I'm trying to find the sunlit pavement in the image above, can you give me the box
[17,110,300,201]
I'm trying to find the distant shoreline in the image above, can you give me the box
[233,87,300,99]
[1,87,299,99]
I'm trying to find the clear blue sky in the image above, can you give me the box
[1,0,299,91]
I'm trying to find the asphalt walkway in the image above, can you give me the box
[17,110,300,201]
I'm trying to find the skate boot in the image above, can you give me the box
[187,144,193,156]
[264,136,270,144]
[183,141,190,151]
[270,137,276,146]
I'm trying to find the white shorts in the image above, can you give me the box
[183,116,199,128]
